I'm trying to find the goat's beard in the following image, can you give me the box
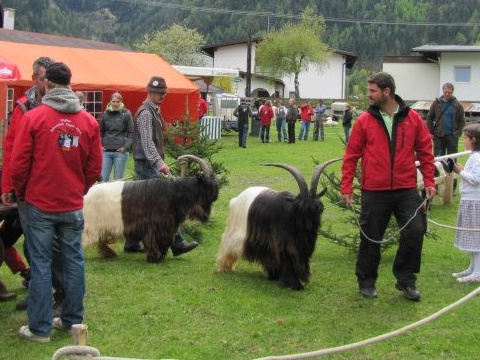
[188,204,211,223]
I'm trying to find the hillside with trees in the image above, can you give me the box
[3,0,480,70]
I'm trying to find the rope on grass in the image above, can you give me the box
[253,285,480,360]
[52,286,480,360]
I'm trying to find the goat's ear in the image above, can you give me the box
[316,187,327,199]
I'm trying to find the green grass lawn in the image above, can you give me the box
[1,124,478,360]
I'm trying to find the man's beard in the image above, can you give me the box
[370,94,388,108]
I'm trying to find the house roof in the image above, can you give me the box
[201,38,357,69]
[412,45,480,53]
[0,28,128,51]
[411,45,480,62]
[0,29,197,94]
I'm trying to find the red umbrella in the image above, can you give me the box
[0,55,21,81]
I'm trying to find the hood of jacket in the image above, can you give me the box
[42,88,83,113]
[106,102,125,112]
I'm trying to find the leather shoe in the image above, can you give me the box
[359,286,378,299]
[15,297,28,310]
[395,283,420,301]
[171,241,198,256]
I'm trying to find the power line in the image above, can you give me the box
[111,0,480,27]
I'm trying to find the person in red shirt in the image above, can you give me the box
[13,62,102,342]
[259,100,274,143]
[1,56,55,310]
[341,72,436,302]
[198,94,208,120]
[298,100,314,140]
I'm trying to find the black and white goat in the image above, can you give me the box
[217,159,340,290]
[82,155,219,263]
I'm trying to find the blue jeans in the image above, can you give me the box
[344,125,351,143]
[238,122,248,147]
[298,121,311,140]
[25,203,85,336]
[102,151,129,181]
[276,119,287,141]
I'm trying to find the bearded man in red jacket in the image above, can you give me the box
[340,72,436,302]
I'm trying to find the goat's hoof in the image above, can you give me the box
[146,254,165,263]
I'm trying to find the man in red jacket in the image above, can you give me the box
[340,72,436,302]
[2,56,55,310]
[12,62,102,342]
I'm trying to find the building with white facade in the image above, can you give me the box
[202,39,357,100]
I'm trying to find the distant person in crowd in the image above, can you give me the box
[198,93,208,120]
[341,72,435,302]
[426,83,466,157]
[12,62,102,342]
[233,97,252,148]
[126,76,198,256]
[452,123,480,283]
[75,91,85,108]
[275,100,288,142]
[426,82,465,192]
[259,99,274,143]
[298,100,314,140]
[343,103,353,143]
[313,99,327,141]
[100,92,133,181]
[1,56,57,312]
[286,98,299,144]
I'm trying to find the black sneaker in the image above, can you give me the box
[395,283,420,302]
[171,241,199,256]
[15,297,28,311]
[359,286,378,299]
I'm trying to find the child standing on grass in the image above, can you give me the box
[452,123,480,283]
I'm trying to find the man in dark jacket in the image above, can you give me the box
[426,82,465,157]
[341,72,436,302]
[233,98,252,148]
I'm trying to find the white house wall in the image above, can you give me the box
[383,62,439,102]
[439,52,480,102]
[210,42,349,100]
[282,54,346,99]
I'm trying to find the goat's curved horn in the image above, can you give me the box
[263,163,308,197]
[178,155,212,177]
[310,157,343,197]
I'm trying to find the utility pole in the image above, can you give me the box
[245,21,252,97]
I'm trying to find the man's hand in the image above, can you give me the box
[1,192,16,205]
[424,186,436,200]
[341,193,354,205]
[157,163,170,175]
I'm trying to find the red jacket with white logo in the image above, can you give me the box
[341,96,435,195]
[11,104,102,212]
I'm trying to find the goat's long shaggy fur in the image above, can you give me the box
[82,156,219,262]
[217,159,340,290]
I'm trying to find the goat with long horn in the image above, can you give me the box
[82,155,219,262]
[217,159,340,290]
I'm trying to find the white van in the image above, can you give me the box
[330,102,349,121]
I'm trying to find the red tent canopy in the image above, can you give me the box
[0,55,21,82]
[0,40,199,123]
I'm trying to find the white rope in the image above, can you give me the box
[52,286,480,360]
[254,285,480,360]
[348,199,428,244]
[427,218,480,232]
